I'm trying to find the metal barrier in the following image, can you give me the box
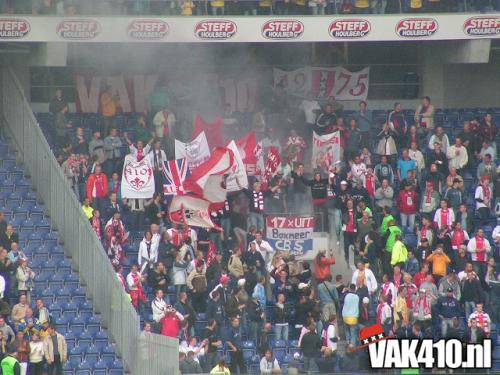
[0,66,179,375]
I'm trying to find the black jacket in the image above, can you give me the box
[246,300,264,322]
[300,331,322,357]
[274,303,291,324]
[302,177,329,201]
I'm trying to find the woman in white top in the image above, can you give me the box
[29,333,44,375]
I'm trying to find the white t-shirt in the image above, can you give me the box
[325,324,337,352]
[299,100,320,124]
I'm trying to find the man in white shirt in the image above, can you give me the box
[259,349,281,374]
[151,289,168,323]
[249,232,274,271]
[351,261,378,295]
[446,137,468,172]
[350,156,367,186]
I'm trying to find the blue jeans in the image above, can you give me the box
[344,323,359,347]
[465,301,475,319]
[249,321,262,344]
[274,324,289,342]
[248,212,264,232]
[303,356,319,373]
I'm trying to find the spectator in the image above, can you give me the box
[468,303,491,340]
[447,137,468,174]
[444,178,464,213]
[376,123,398,164]
[426,245,451,283]
[427,143,448,177]
[414,96,435,131]
[396,149,416,183]
[86,164,109,214]
[100,86,120,135]
[467,228,491,278]
[300,320,323,373]
[48,88,69,147]
[374,156,395,185]
[387,102,407,135]
[260,349,281,374]
[397,182,418,232]
[341,284,359,347]
[151,289,168,325]
[273,292,291,342]
[161,305,184,338]
[436,287,461,338]
[434,199,455,231]
[210,359,230,375]
[43,324,67,375]
[428,126,450,154]
[187,261,208,313]
[204,320,222,372]
[28,332,44,375]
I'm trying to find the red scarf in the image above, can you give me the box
[483,185,491,205]
[347,210,355,232]
[382,282,393,305]
[415,295,431,318]
[170,229,182,247]
[440,209,449,228]
[113,181,119,193]
[376,303,384,324]
[425,189,433,204]
[475,312,488,330]
[92,217,101,240]
[476,236,485,250]
[207,241,217,268]
[365,175,375,197]
[451,230,465,249]
[420,226,427,239]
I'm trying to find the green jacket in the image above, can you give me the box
[391,240,408,266]
[1,355,20,375]
[385,225,402,252]
[380,214,395,235]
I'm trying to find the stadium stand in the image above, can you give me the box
[0,139,124,374]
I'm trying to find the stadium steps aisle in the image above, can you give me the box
[0,138,124,375]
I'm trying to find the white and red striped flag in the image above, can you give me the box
[183,147,235,204]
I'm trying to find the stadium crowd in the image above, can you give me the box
[42,83,500,375]
[1,0,500,16]
[0,212,69,374]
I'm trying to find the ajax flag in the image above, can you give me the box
[175,131,211,172]
[312,131,342,169]
[121,154,155,199]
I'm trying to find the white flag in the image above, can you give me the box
[121,154,155,199]
[312,131,342,169]
[175,131,211,172]
[225,140,248,192]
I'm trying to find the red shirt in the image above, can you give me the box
[161,314,182,338]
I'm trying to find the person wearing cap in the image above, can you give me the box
[436,286,461,338]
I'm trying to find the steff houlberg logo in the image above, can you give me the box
[194,20,236,40]
[329,19,371,39]
[358,324,492,370]
[127,20,169,40]
[464,16,500,36]
[396,18,438,38]
[0,19,30,39]
[56,19,101,40]
[261,20,304,40]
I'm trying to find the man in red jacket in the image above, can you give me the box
[86,164,109,214]
[397,182,418,233]
[161,305,184,338]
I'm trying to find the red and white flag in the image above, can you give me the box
[226,140,248,192]
[265,147,281,178]
[162,158,190,196]
[168,196,216,229]
[236,132,258,176]
[183,147,235,204]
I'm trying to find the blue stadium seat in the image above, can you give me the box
[84,345,100,364]
[56,287,72,304]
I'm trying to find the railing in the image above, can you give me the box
[0,65,179,375]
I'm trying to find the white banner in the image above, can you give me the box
[274,66,370,100]
[312,131,342,169]
[0,16,498,43]
[266,216,315,256]
[225,140,249,192]
[121,154,155,199]
[175,132,211,172]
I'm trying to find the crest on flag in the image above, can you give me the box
[162,158,190,196]
[175,131,211,172]
[121,154,155,199]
